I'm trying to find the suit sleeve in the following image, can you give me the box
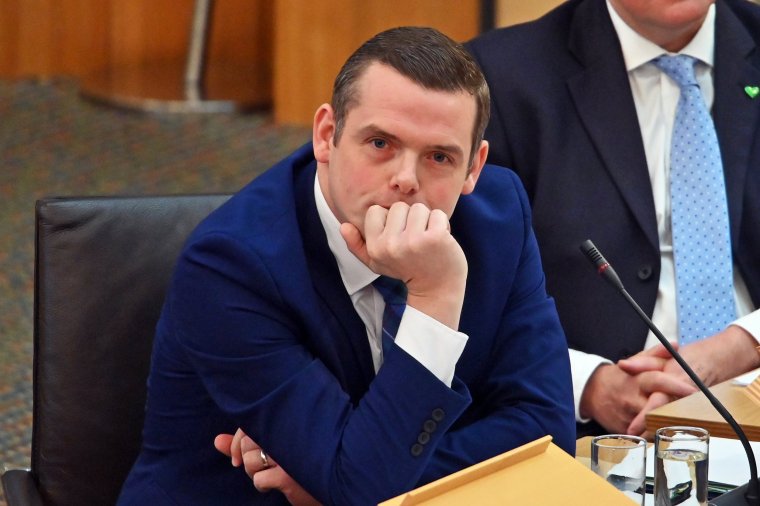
[418,173,576,485]
[166,232,472,506]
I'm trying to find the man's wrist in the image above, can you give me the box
[692,326,760,383]
[569,349,613,422]
[579,363,609,420]
[728,324,760,371]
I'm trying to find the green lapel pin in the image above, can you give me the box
[745,85,760,99]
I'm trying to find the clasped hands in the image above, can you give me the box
[582,325,760,437]
[587,342,697,438]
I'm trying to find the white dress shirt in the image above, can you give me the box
[569,2,760,422]
[313,174,468,387]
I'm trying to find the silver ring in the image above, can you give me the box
[259,449,270,469]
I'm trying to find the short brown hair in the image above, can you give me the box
[331,26,490,165]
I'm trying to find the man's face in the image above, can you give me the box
[609,0,714,51]
[313,62,487,236]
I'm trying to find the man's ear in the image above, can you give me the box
[313,104,335,163]
[461,140,489,195]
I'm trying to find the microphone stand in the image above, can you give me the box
[580,240,760,506]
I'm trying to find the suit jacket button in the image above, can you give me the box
[637,264,653,281]
[411,443,424,457]
[417,432,431,445]
[423,419,437,433]
[431,408,445,422]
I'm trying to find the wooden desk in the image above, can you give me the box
[645,379,760,440]
[575,436,592,468]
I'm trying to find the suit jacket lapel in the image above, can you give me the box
[566,0,659,250]
[713,1,760,243]
[293,160,375,403]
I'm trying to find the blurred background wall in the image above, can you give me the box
[0,0,563,124]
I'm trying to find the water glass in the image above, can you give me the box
[591,434,647,505]
[654,426,709,506]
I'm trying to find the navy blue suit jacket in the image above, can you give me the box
[467,0,760,434]
[117,144,575,505]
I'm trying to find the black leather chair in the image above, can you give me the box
[1,194,230,506]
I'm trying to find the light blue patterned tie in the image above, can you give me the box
[653,54,735,344]
[372,275,407,354]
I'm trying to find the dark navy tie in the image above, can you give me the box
[372,275,408,353]
[653,54,736,344]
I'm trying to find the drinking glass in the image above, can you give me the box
[654,426,709,506]
[591,434,647,505]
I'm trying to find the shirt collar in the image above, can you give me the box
[606,0,715,71]
[314,173,378,296]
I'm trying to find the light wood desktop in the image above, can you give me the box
[380,436,634,505]
[645,378,760,440]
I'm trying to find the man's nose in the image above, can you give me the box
[390,156,419,194]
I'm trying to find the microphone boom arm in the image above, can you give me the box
[580,239,759,505]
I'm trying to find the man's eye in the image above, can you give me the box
[372,139,387,149]
[432,152,450,163]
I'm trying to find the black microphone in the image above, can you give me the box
[580,239,760,506]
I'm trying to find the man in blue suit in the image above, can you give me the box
[118,27,574,505]
[467,0,760,437]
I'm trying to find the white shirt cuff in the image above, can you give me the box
[732,309,760,344]
[394,306,468,388]
[569,348,612,423]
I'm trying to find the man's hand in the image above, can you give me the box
[625,391,670,436]
[214,428,259,468]
[619,326,760,435]
[581,349,697,434]
[619,327,760,388]
[214,430,321,506]
[341,202,467,330]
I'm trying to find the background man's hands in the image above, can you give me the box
[581,344,697,434]
[592,325,760,434]
[617,326,760,435]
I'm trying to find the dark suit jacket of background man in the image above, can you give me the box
[466,0,760,436]
[117,143,575,505]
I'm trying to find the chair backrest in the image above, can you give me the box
[32,194,230,506]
